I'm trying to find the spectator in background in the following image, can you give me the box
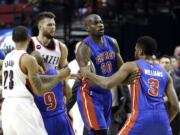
[171,45,180,135]
[170,56,177,71]
[159,55,171,72]
[0,36,15,55]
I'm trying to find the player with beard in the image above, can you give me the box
[26,12,73,135]
[27,11,71,99]
[27,11,68,70]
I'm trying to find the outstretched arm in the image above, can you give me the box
[22,54,70,96]
[85,62,137,89]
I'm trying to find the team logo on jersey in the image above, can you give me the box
[36,45,41,49]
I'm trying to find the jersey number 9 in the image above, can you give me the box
[44,92,57,111]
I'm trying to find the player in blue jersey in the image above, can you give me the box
[32,51,74,135]
[81,36,179,135]
[76,14,124,135]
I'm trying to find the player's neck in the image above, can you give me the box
[37,35,51,46]
[15,43,27,50]
[91,36,103,46]
[140,55,153,61]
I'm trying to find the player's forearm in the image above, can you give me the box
[168,106,178,122]
[86,73,111,89]
[63,80,72,101]
[39,75,60,83]
[31,75,62,95]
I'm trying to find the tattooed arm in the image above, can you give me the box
[21,54,70,96]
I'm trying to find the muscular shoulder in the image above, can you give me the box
[78,42,90,53]
[21,53,36,65]
[21,53,37,74]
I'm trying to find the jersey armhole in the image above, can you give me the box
[27,38,35,54]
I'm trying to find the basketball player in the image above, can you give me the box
[26,11,71,99]
[32,51,75,135]
[76,14,124,135]
[81,36,179,135]
[1,26,70,135]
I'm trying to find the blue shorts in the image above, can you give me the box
[118,110,172,135]
[77,84,112,131]
[43,112,74,135]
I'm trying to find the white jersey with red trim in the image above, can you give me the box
[31,36,61,69]
[2,50,33,99]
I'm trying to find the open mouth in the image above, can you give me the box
[99,28,104,33]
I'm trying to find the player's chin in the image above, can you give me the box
[47,34,55,39]
[97,32,104,37]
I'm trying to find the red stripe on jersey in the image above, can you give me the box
[118,79,140,135]
[80,78,100,130]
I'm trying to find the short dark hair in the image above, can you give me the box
[12,26,29,42]
[160,55,171,60]
[136,36,157,56]
[36,11,55,25]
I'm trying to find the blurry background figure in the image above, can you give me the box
[68,41,84,135]
[0,35,15,55]
[170,56,177,71]
[108,85,131,135]
[159,55,171,72]
[152,55,160,64]
[170,45,180,135]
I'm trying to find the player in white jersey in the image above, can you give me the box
[2,26,71,135]
[27,11,71,99]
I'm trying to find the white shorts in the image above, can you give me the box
[2,98,47,135]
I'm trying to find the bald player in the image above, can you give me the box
[76,14,124,135]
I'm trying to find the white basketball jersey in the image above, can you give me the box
[2,50,33,99]
[31,36,61,69]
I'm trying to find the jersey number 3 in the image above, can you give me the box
[148,78,159,96]
[44,92,57,111]
[4,70,14,90]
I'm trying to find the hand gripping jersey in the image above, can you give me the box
[33,69,74,135]
[31,36,61,69]
[33,69,65,118]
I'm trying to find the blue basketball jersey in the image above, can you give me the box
[83,35,117,76]
[119,59,171,135]
[83,35,117,93]
[77,35,117,131]
[136,59,169,110]
[33,69,65,118]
